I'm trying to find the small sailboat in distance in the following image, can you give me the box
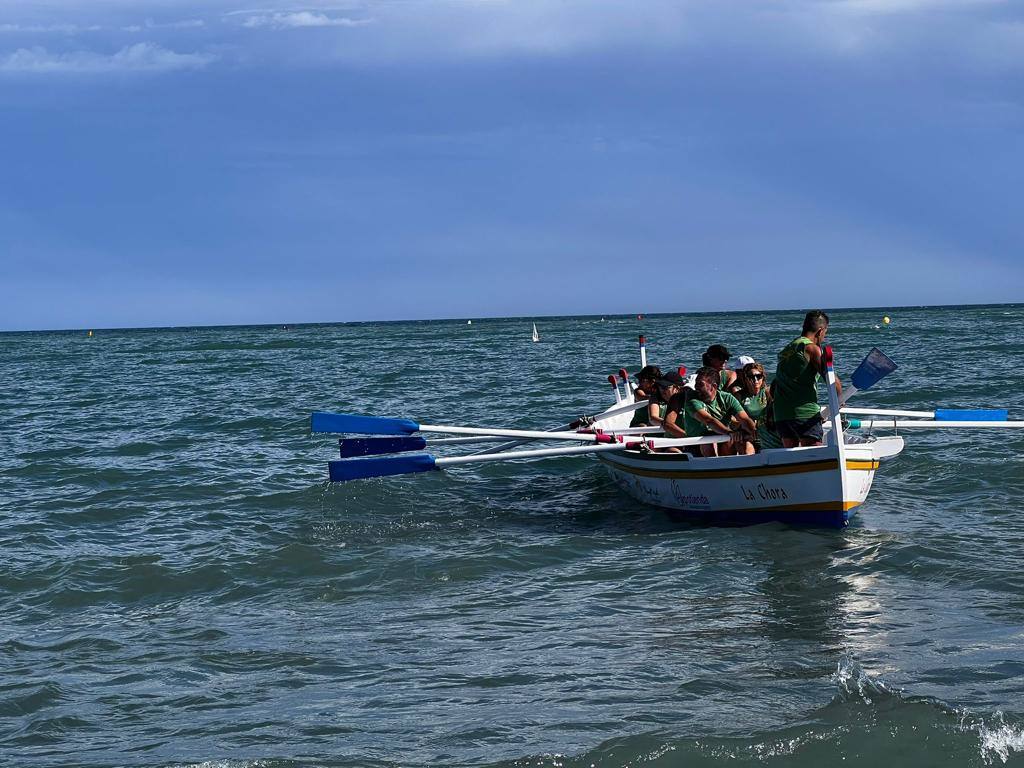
[531,323,540,343]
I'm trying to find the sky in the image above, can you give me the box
[1,0,1022,330]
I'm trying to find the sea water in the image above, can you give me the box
[2,304,1024,767]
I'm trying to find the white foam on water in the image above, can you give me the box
[979,722,1024,765]
[833,658,1024,765]
[832,655,904,705]
[958,711,1024,766]
[748,726,849,760]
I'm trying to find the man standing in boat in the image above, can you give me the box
[772,310,842,448]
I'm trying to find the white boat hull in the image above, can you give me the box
[592,392,903,527]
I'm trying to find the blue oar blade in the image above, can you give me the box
[311,411,420,435]
[935,409,1008,422]
[339,436,427,458]
[328,454,437,482]
[850,347,898,391]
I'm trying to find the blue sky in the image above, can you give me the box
[1,0,1022,330]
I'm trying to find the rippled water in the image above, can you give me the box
[3,304,1024,767]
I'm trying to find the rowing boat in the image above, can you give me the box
[310,343,1022,529]
[573,345,902,527]
[586,393,902,528]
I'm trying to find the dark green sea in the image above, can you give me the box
[3,304,1024,767]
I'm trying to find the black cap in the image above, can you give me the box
[705,344,730,360]
[637,365,662,381]
[657,371,686,387]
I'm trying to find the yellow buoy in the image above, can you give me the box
[87,330,93,337]
[882,316,890,325]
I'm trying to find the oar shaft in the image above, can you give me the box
[328,433,734,482]
[842,408,1009,420]
[433,424,663,447]
[418,425,608,441]
[849,420,1024,429]
[427,435,513,445]
[437,434,730,467]
[592,398,649,423]
[602,425,665,435]
[436,442,632,466]
[470,398,649,456]
[842,407,935,418]
[314,408,642,439]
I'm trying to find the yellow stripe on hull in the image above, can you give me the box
[599,455,878,480]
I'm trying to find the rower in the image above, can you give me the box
[629,365,663,427]
[772,310,842,448]
[661,372,691,441]
[683,367,757,456]
[633,365,662,400]
[642,370,684,429]
[733,360,782,451]
[702,344,737,393]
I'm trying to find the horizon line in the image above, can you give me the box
[2,300,1020,335]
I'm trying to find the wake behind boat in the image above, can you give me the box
[310,338,1023,528]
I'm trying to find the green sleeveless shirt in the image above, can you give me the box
[772,336,822,421]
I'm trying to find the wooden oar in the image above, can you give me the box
[842,407,1009,421]
[312,411,645,442]
[469,397,650,457]
[820,347,898,419]
[847,419,1024,429]
[326,399,653,458]
[328,434,730,483]
[338,424,664,458]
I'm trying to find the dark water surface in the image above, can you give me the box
[3,305,1024,767]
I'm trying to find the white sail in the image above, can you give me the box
[531,323,540,342]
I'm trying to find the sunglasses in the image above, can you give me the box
[748,373,764,381]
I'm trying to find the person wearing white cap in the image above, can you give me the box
[729,355,756,395]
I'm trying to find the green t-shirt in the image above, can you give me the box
[684,390,744,437]
[739,388,783,449]
[772,336,822,421]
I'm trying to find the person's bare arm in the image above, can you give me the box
[663,408,686,438]
[694,407,732,435]
[806,343,842,397]
[736,411,757,435]
[647,400,665,426]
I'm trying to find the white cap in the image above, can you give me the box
[734,355,755,370]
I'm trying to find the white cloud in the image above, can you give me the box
[0,0,1021,73]
[241,11,367,29]
[829,0,1005,14]
[144,18,206,29]
[0,23,102,33]
[0,42,217,74]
